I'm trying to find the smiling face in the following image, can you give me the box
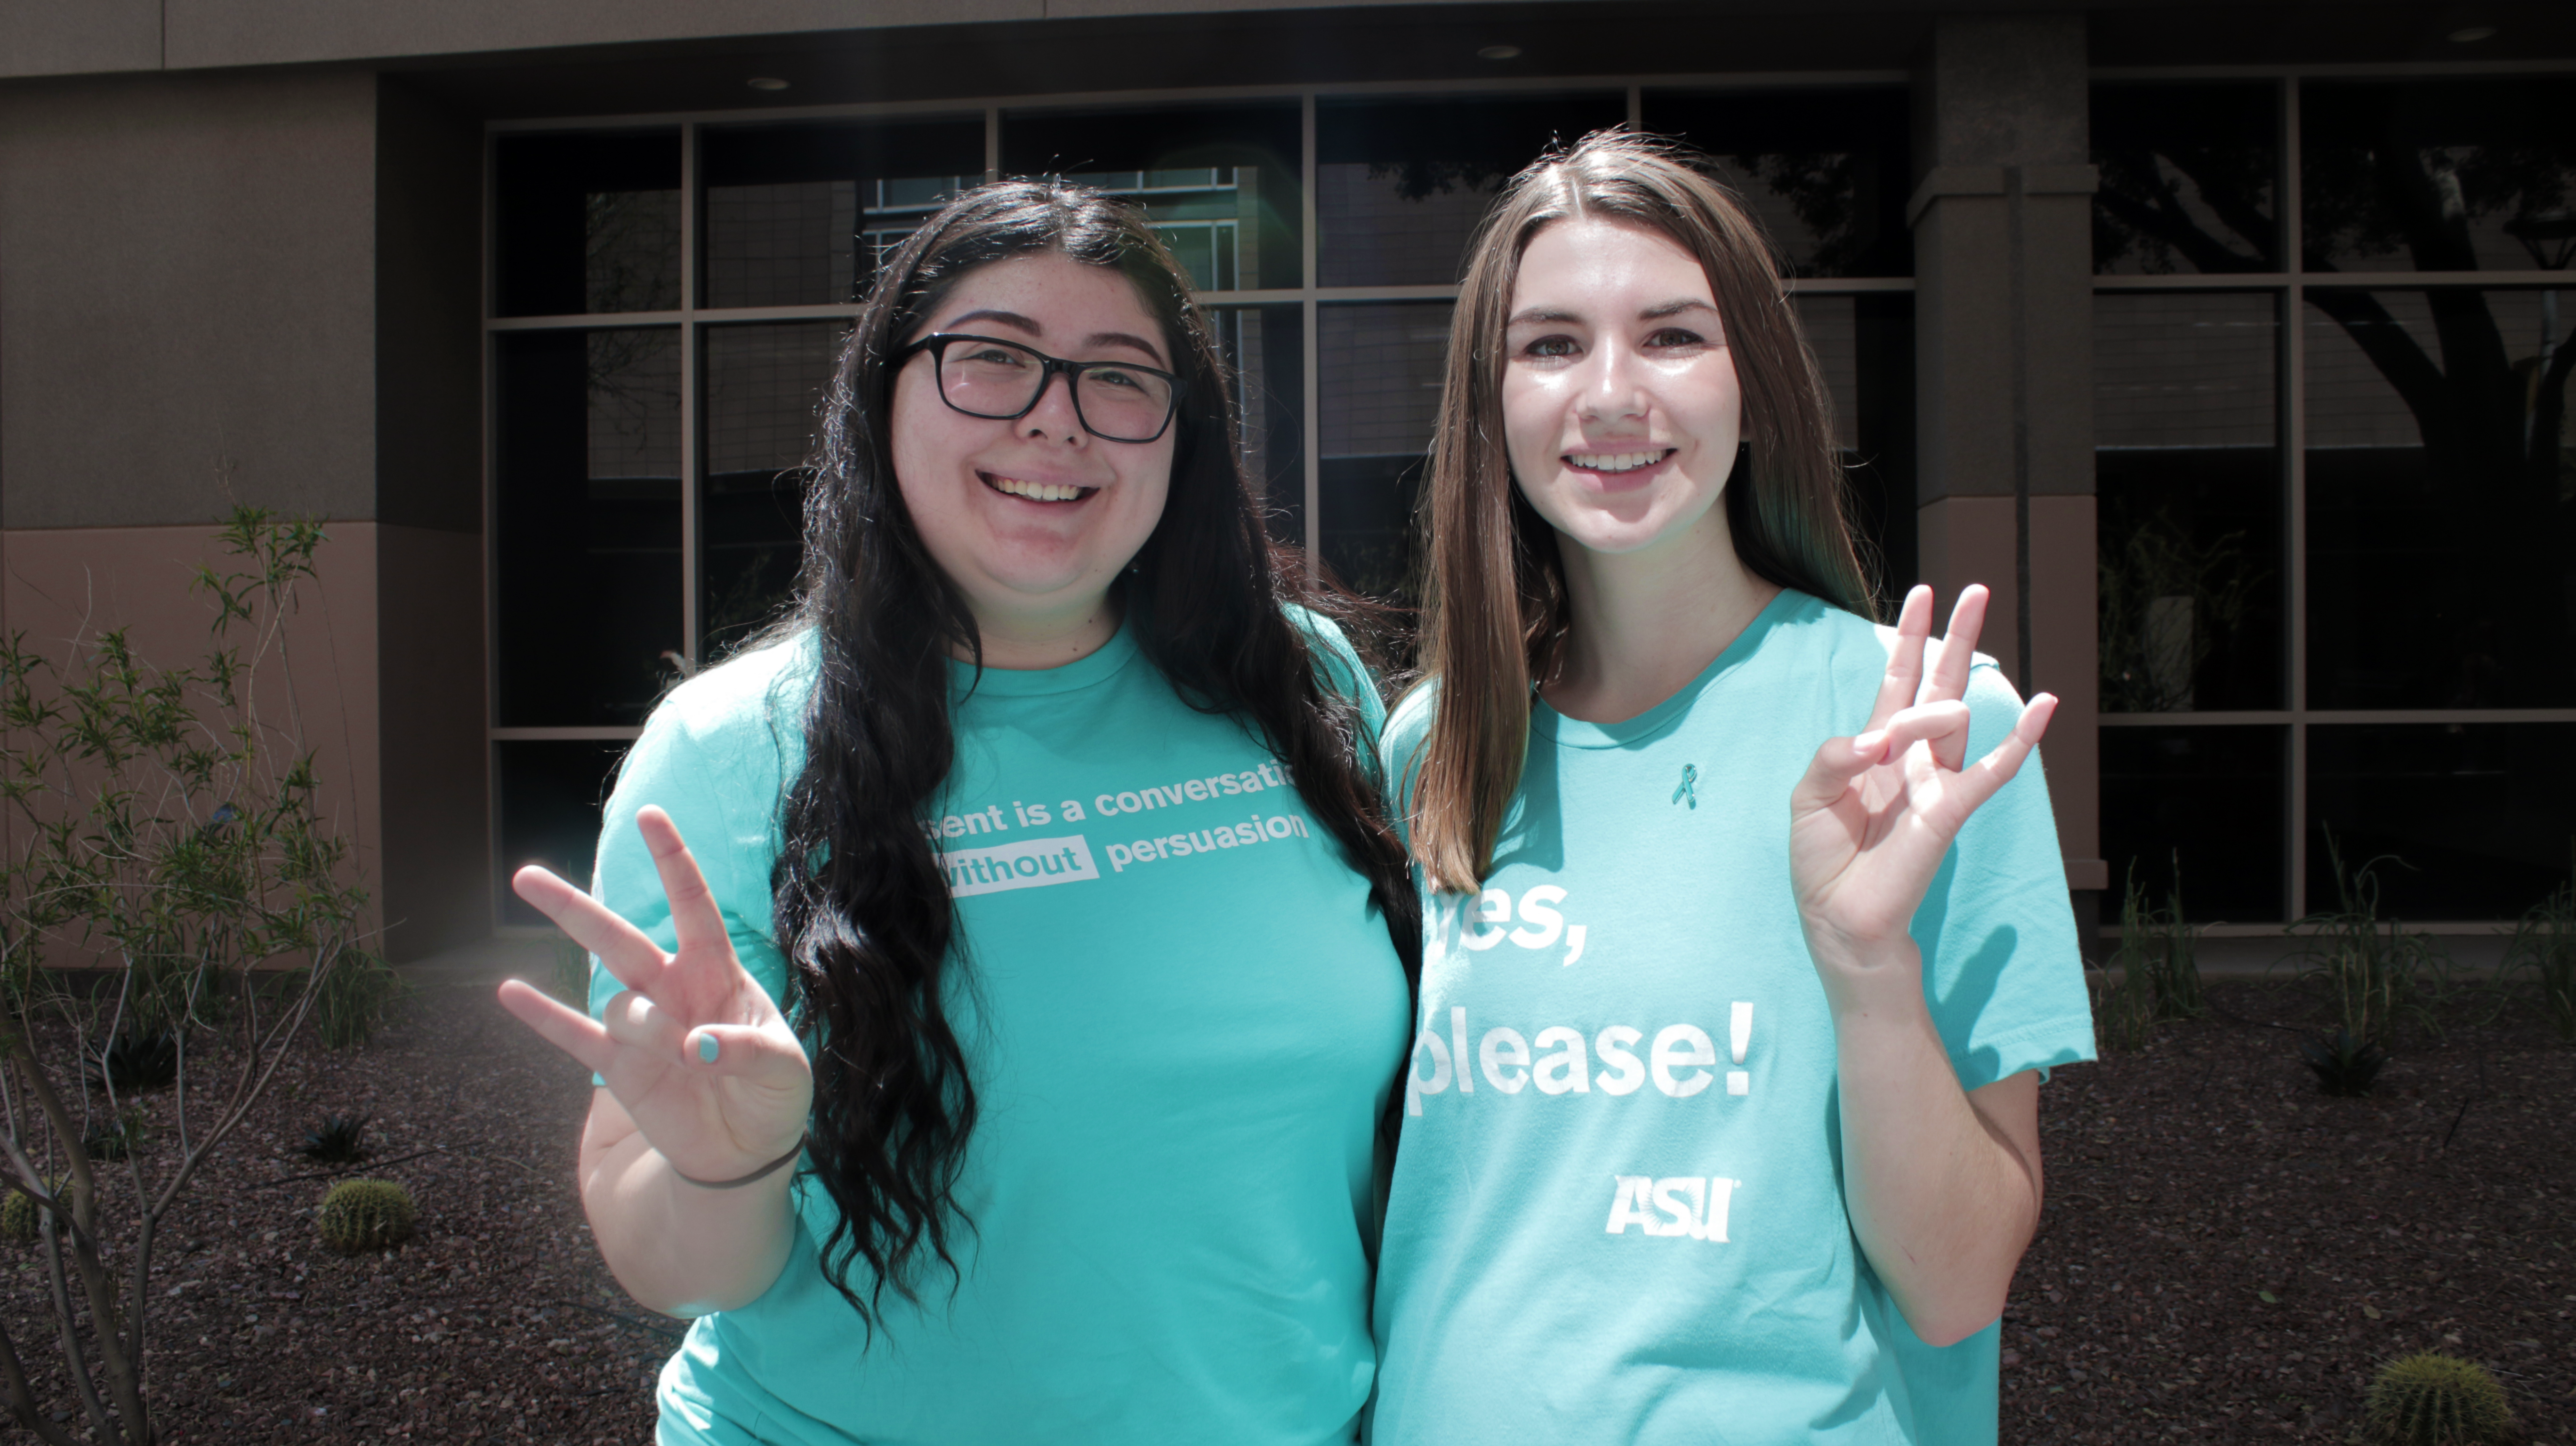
[890,250,1177,653]
[1501,217,1744,564]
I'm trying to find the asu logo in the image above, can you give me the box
[1605,1175,1740,1242]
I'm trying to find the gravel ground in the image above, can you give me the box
[2002,980,2573,1444]
[5,968,2567,1445]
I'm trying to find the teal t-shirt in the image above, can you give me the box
[588,616,1410,1446]
[1368,591,2095,1446]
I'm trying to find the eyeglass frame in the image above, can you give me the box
[894,332,1188,444]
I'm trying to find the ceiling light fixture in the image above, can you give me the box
[2447,25,2497,42]
[1477,44,1522,61]
[748,77,791,91]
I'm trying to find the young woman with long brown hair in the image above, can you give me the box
[1368,131,2094,1443]
[494,179,1419,1445]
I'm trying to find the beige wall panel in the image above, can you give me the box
[0,522,386,946]
[0,1,161,79]
[375,524,490,959]
[1915,493,2103,885]
[0,72,377,529]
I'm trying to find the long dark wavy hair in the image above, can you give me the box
[767,178,1420,1328]
[1410,129,1879,894]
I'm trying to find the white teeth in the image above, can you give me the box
[1568,450,1666,473]
[990,475,1086,502]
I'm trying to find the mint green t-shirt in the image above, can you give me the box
[1368,592,2095,1446]
[588,618,1409,1446]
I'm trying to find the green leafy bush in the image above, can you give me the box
[2288,832,2445,1046]
[2501,882,2576,1044]
[2098,860,2203,1052]
[2297,1026,2388,1097]
[315,1178,417,1253]
[0,508,378,1444]
[2361,1352,2516,1446]
[299,1113,370,1165]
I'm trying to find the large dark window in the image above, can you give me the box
[1641,88,1915,278]
[2092,82,2280,276]
[1316,93,1626,288]
[1003,104,1303,292]
[490,92,1926,920]
[2308,723,2576,919]
[493,328,685,728]
[494,131,681,317]
[2305,288,2576,709]
[701,119,984,307]
[2101,725,2288,924]
[2301,79,2576,274]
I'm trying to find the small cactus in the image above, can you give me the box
[1,1179,62,1245]
[2362,1351,2516,1446]
[314,1178,416,1253]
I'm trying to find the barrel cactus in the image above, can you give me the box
[1,1179,62,1245]
[314,1178,416,1253]
[2362,1352,2516,1446]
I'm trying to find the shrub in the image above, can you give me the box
[2288,831,2445,1046]
[315,1178,417,1253]
[2501,882,2576,1044]
[549,938,593,1009]
[85,1028,180,1093]
[299,1113,370,1165]
[2099,860,2203,1052]
[2297,1026,2388,1097]
[2361,1351,2516,1446]
[0,508,378,1445]
[307,947,406,1049]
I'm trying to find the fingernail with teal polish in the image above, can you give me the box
[697,1035,719,1065]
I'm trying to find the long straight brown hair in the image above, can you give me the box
[1409,129,1878,894]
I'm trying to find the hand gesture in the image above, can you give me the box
[1788,585,2056,963]
[496,806,812,1183]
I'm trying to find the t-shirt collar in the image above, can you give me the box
[945,615,1144,700]
[1534,588,1815,750]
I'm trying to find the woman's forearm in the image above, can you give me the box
[1817,938,2044,1347]
[579,1089,799,1317]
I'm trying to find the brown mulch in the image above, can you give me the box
[2003,981,2575,1444]
[3,977,662,1445]
[4,975,2568,1445]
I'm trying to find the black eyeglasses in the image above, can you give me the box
[897,333,1184,444]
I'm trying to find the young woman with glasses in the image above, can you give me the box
[1367,131,2095,1444]
[496,180,1417,1445]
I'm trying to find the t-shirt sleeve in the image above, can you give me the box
[1286,604,1389,781]
[588,677,797,1028]
[1908,661,2098,1091]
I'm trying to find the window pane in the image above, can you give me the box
[2301,79,2576,273]
[1206,304,1306,541]
[1797,293,1918,602]
[701,119,986,309]
[1317,93,1626,288]
[2305,289,2576,708]
[494,329,686,726]
[2090,82,2279,275]
[1319,302,1450,601]
[494,131,680,317]
[496,740,630,926]
[1641,88,1915,278]
[2101,725,2287,923]
[2309,723,2576,920]
[1001,105,1301,291]
[704,321,846,659]
[2094,292,2285,712]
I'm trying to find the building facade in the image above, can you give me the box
[1,1,2569,957]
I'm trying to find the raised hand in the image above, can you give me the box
[1788,585,2057,964]
[495,806,812,1184]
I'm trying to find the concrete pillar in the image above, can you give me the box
[1908,12,2108,931]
